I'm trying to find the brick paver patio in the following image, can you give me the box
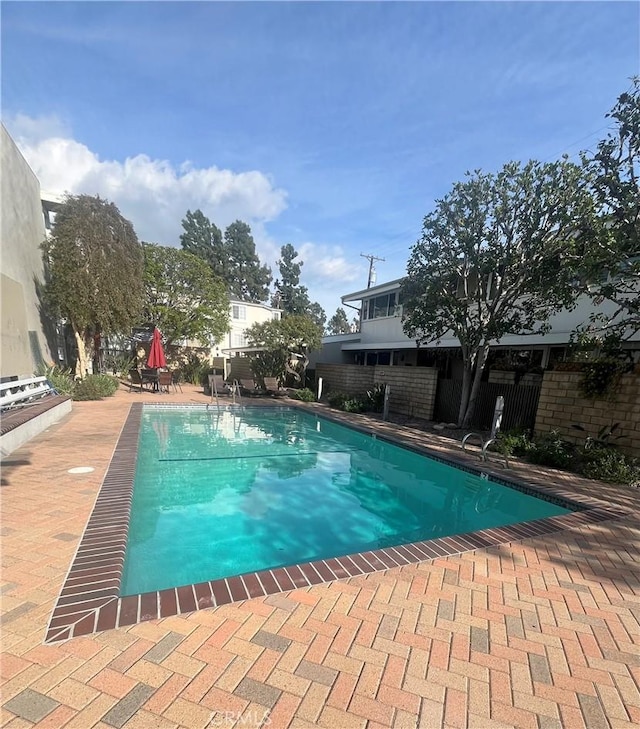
[1,384,639,728]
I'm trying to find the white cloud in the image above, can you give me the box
[5,113,363,315]
[294,241,366,316]
[6,114,288,247]
[298,242,362,286]
[5,112,71,143]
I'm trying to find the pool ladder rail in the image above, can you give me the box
[461,432,509,469]
[207,377,244,411]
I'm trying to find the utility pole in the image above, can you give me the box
[360,253,385,288]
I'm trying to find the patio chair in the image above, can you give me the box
[140,368,160,392]
[263,377,286,397]
[237,378,259,397]
[208,374,232,397]
[128,368,151,393]
[158,370,173,394]
[171,370,183,394]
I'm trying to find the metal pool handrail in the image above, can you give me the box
[462,432,509,468]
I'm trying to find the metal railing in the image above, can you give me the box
[461,432,509,468]
[207,376,244,411]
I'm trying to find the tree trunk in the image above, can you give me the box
[457,365,473,426]
[461,344,490,430]
[72,324,88,379]
[92,329,102,375]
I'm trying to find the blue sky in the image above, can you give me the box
[2,1,638,318]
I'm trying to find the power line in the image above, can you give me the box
[360,253,385,288]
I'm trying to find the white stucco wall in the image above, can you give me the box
[1,125,55,377]
[212,300,281,358]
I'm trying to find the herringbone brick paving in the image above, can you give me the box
[1,385,639,728]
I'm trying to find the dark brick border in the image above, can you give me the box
[45,403,628,643]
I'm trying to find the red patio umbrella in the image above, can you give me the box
[147,327,167,369]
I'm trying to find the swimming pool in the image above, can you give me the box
[47,402,623,642]
[121,406,571,596]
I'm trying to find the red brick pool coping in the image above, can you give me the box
[45,402,628,643]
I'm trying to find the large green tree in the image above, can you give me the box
[42,194,144,377]
[327,307,351,334]
[272,244,326,326]
[401,159,596,428]
[180,211,272,301]
[142,243,230,347]
[179,209,227,281]
[224,220,272,301]
[272,243,309,314]
[308,302,327,331]
[245,314,323,386]
[580,78,640,343]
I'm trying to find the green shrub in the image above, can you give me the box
[578,358,631,400]
[342,397,366,413]
[103,352,135,377]
[579,447,640,486]
[327,391,367,412]
[527,430,575,469]
[37,364,76,396]
[290,387,315,402]
[94,374,119,394]
[73,374,119,400]
[365,384,386,413]
[328,392,348,409]
[492,429,534,457]
[181,354,209,385]
[571,422,625,449]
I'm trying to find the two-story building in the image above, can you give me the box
[313,277,640,377]
[213,299,281,355]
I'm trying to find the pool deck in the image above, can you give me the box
[2,385,639,728]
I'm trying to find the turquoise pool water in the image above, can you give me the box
[121,407,571,595]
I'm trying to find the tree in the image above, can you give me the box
[142,243,230,347]
[272,243,309,314]
[179,209,226,281]
[42,194,144,378]
[180,212,272,301]
[224,221,272,301]
[327,307,351,334]
[401,160,596,428]
[580,78,640,343]
[245,314,323,386]
[271,243,326,327]
[308,301,327,330]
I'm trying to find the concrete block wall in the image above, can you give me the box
[374,366,438,420]
[534,371,640,457]
[316,363,438,421]
[316,364,375,395]
[488,370,516,385]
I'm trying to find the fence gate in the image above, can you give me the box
[434,379,541,432]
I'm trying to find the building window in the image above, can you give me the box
[362,292,398,320]
[232,333,246,348]
[232,305,246,320]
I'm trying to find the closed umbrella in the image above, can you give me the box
[147,327,167,369]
